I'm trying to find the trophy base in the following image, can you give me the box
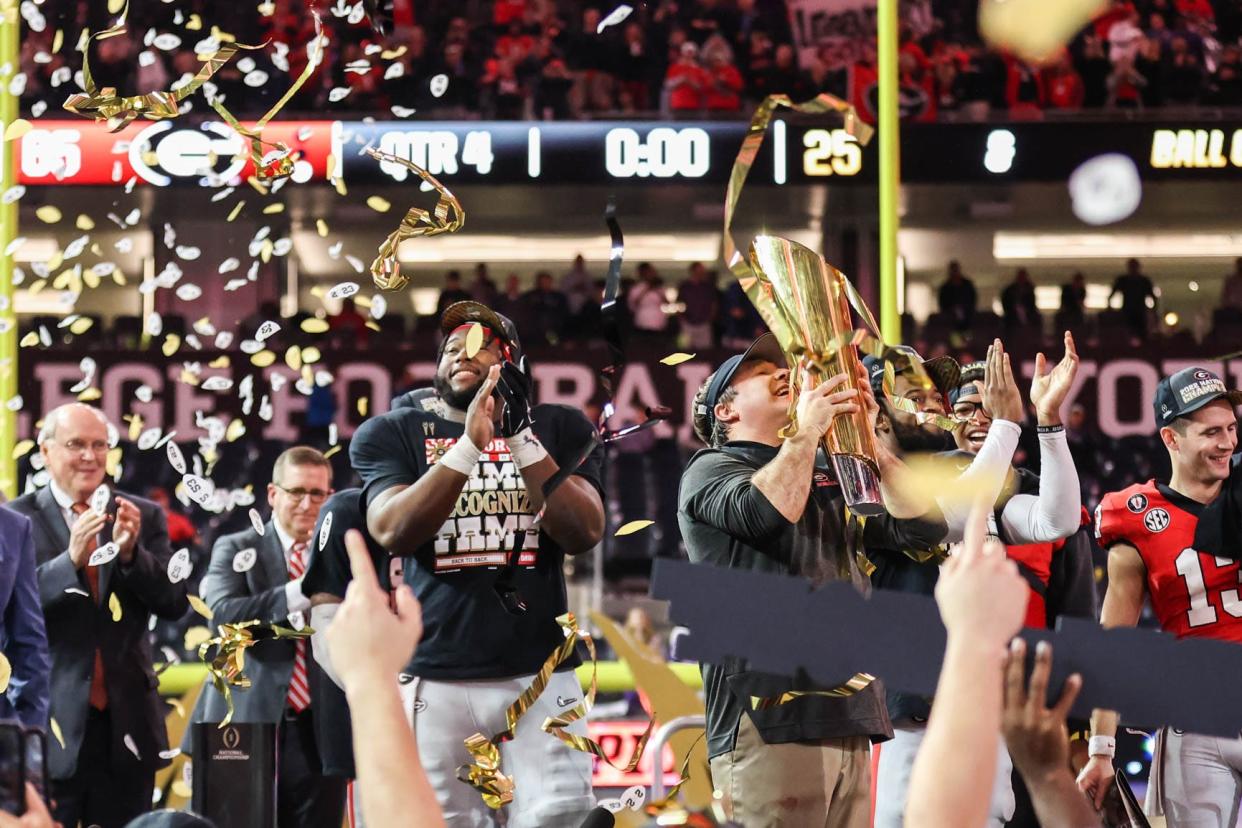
[831,454,885,518]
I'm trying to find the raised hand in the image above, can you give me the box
[1029,331,1080,427]
[982,339,1024,424]
[464,364,501,449]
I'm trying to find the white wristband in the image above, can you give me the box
[507,427,549,469]
[439,433,482,475]
[1088,735,1116,758]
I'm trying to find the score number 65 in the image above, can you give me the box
[802,128,862,177]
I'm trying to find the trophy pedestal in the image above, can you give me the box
[832,454,885,517]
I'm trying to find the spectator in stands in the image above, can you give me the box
[751,43,810,101]
[1208,44,1242,105]
[1077,34,1112,108]
[146,486,198,549]
[678,262,719,349]
[617,22,658,111]
[938,260,977,333]
[561,254,592,315]
[702,35,744,111]
[480,55,526,119]
[567,7,617,115]
[1000,268,1040,330]
[666,41,710,112]
[628,263,669,339]
[328,297,369,349]
[720,280,765,348]
[1042,53,1085,109]
[434,271,472,319]
[1135,36,1166,107]
[1059,272,1088,327]
[521,271,571,344]
[470,263,499,307]
[1065,403,1101,502]
[1004,55,1045,116]
[741,29,776,89]
[1110,258,1157,340]
[1166,35,1205,103]
[1221,257,1242,311]
[535,40,575,119]
[493,273,525,325]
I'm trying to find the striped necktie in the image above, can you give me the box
[285,541,311,713]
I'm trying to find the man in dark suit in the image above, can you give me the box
[193,446,347,828]
[0,505,50,727]
[10,403,187,828]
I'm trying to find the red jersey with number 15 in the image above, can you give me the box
[1096,480,1242,643]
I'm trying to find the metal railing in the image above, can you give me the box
[648,713,706,802]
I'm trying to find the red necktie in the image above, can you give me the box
[71,504,108,710]
[285,541,311,713]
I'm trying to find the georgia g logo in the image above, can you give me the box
[1144,508,1171,534]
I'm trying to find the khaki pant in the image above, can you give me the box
[708,713,871,828]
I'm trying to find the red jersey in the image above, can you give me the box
[1096,480,1242,643]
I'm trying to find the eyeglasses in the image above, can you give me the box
[273,484,331,504]
[54,439,109,455]
[952,401,988,420]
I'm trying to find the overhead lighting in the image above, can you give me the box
[14,289,76,314]
[9,238,59,263]
[995,232,1242,260]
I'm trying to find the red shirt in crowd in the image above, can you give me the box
[666,63,710,110]
[705,64,743,110]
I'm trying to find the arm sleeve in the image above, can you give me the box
[862,511,949,554]
[36,550,87,611]
[1094,492,1137,551]
[680,453,790,547]
[349,416,418,508]
[114,506,188,621]
[204,535,290,625]
[939,419,1021,543]
[997,430,1082,543]
[6,518,50,728]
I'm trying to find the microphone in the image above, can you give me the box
[577,806,616,828]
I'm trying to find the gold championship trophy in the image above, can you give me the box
[724,94,884,516]
[743,238,885,517]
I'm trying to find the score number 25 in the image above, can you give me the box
[802,128,861,177]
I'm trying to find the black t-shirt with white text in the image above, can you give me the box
[349,400,603,680]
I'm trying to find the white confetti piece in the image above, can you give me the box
[214,331,234,349]
[88,484,110,515]
[166,442,186,475]
[224,278,247,291]
[167,547,192,583]
[137,428,161,450]
[429,74,449,97]
[135,384,154,403]
[88,542,119,567]
[1,185,24,204]
[239,339,263,355]
[236,56,257,73]
[218,257,239,274]
[390,105,416,117]
[175,283,202,301]
[232,547,257,573]
[384,62,404,80]
[244,69,269,88]
[5,395,21,412]
[326,281,359,300]
[138,50,156,67]
[344,254,364,274]
[65,587,90,598]
[249,508,265,536]
[200,376,233,392]
[256,321,280,343]
[159,748,182,760]
[369,294,387,319]
[182,474,214,506]
[272,238,293,257]
[597,4,634,32]
[123,733,141,760]
[318,510,333,550]
[175,245,201,260]
[328,86,350,103]
[145,312,163,337]
[287,610,306,630]
[1068,153,1142,226]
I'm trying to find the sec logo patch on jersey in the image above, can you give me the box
[1127,493,1149,513]
[1144,508,1171,533]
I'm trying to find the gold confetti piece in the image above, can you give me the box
[262,203,285,214]
[83,269,100,290]
[0,652,10,694]
[171,780,192,799]
[126,414,143,442]
[464,322,484,359]
[106,447,122,476]
[300,318,329,334]
[285,345,302,372]
[78,388,102,402]
[366,195,391,213]
[178,370,200,386]
[357,397,369,417]
[226,201,245,222]
[333,176,347,197]
[250,350,276,368]
[381,46,407,60]
[979,0,1108,63]
[615,520,655,536]
[112,270,126,286]
[365,320,381,332]
[65,1,264,132]
[186,13,202,30]
[210,13,326,182]
[259,239,273,263]
[315,219,329,237]
[659,352,696,366]
[75,214,94,230]
[50,719,65,749]
[168,698,186,719]
[109,592,122,622]
[161,334,180,357]
[208,355,230,369]
[3,119,32,142]
[226,419,246,442]
[11,439,34,460]
[184,626,212,651]
[188,594,213,620]
[363,147,464,291]
[309,286,325,299]
[107,0,124,12]
[27,281,45,296]
[69,317,93,335]
[53,29,63,53]
[323,445,341,459]
[18,332,37,348]
[301,346,321,364]
[35,205,62,223]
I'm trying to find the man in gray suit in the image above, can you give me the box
[194,446,346,828]
[10,403,186,828]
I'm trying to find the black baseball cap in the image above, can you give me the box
[439,301,522,361]
[1154,366,1242,426]
[947,362,985,407]
[861,346,961,399]
[696,332,784,428]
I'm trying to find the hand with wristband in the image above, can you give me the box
[1029,331,1080,428]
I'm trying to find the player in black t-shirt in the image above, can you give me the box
[349,301,605,828]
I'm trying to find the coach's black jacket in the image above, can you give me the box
[677,441,948,760]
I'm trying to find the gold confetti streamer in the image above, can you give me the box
[64,3,264,132]
[109,592,122,622]
[363,146,465,291]
[615,520,654,536]
[50,719,65,749]
[11,439,33,459]
[301,318,329,334]
[226,201,245,222]
[210,13,326,181]
[198,620,311,727]
[315,219,329,237]
[262,203,285,214]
